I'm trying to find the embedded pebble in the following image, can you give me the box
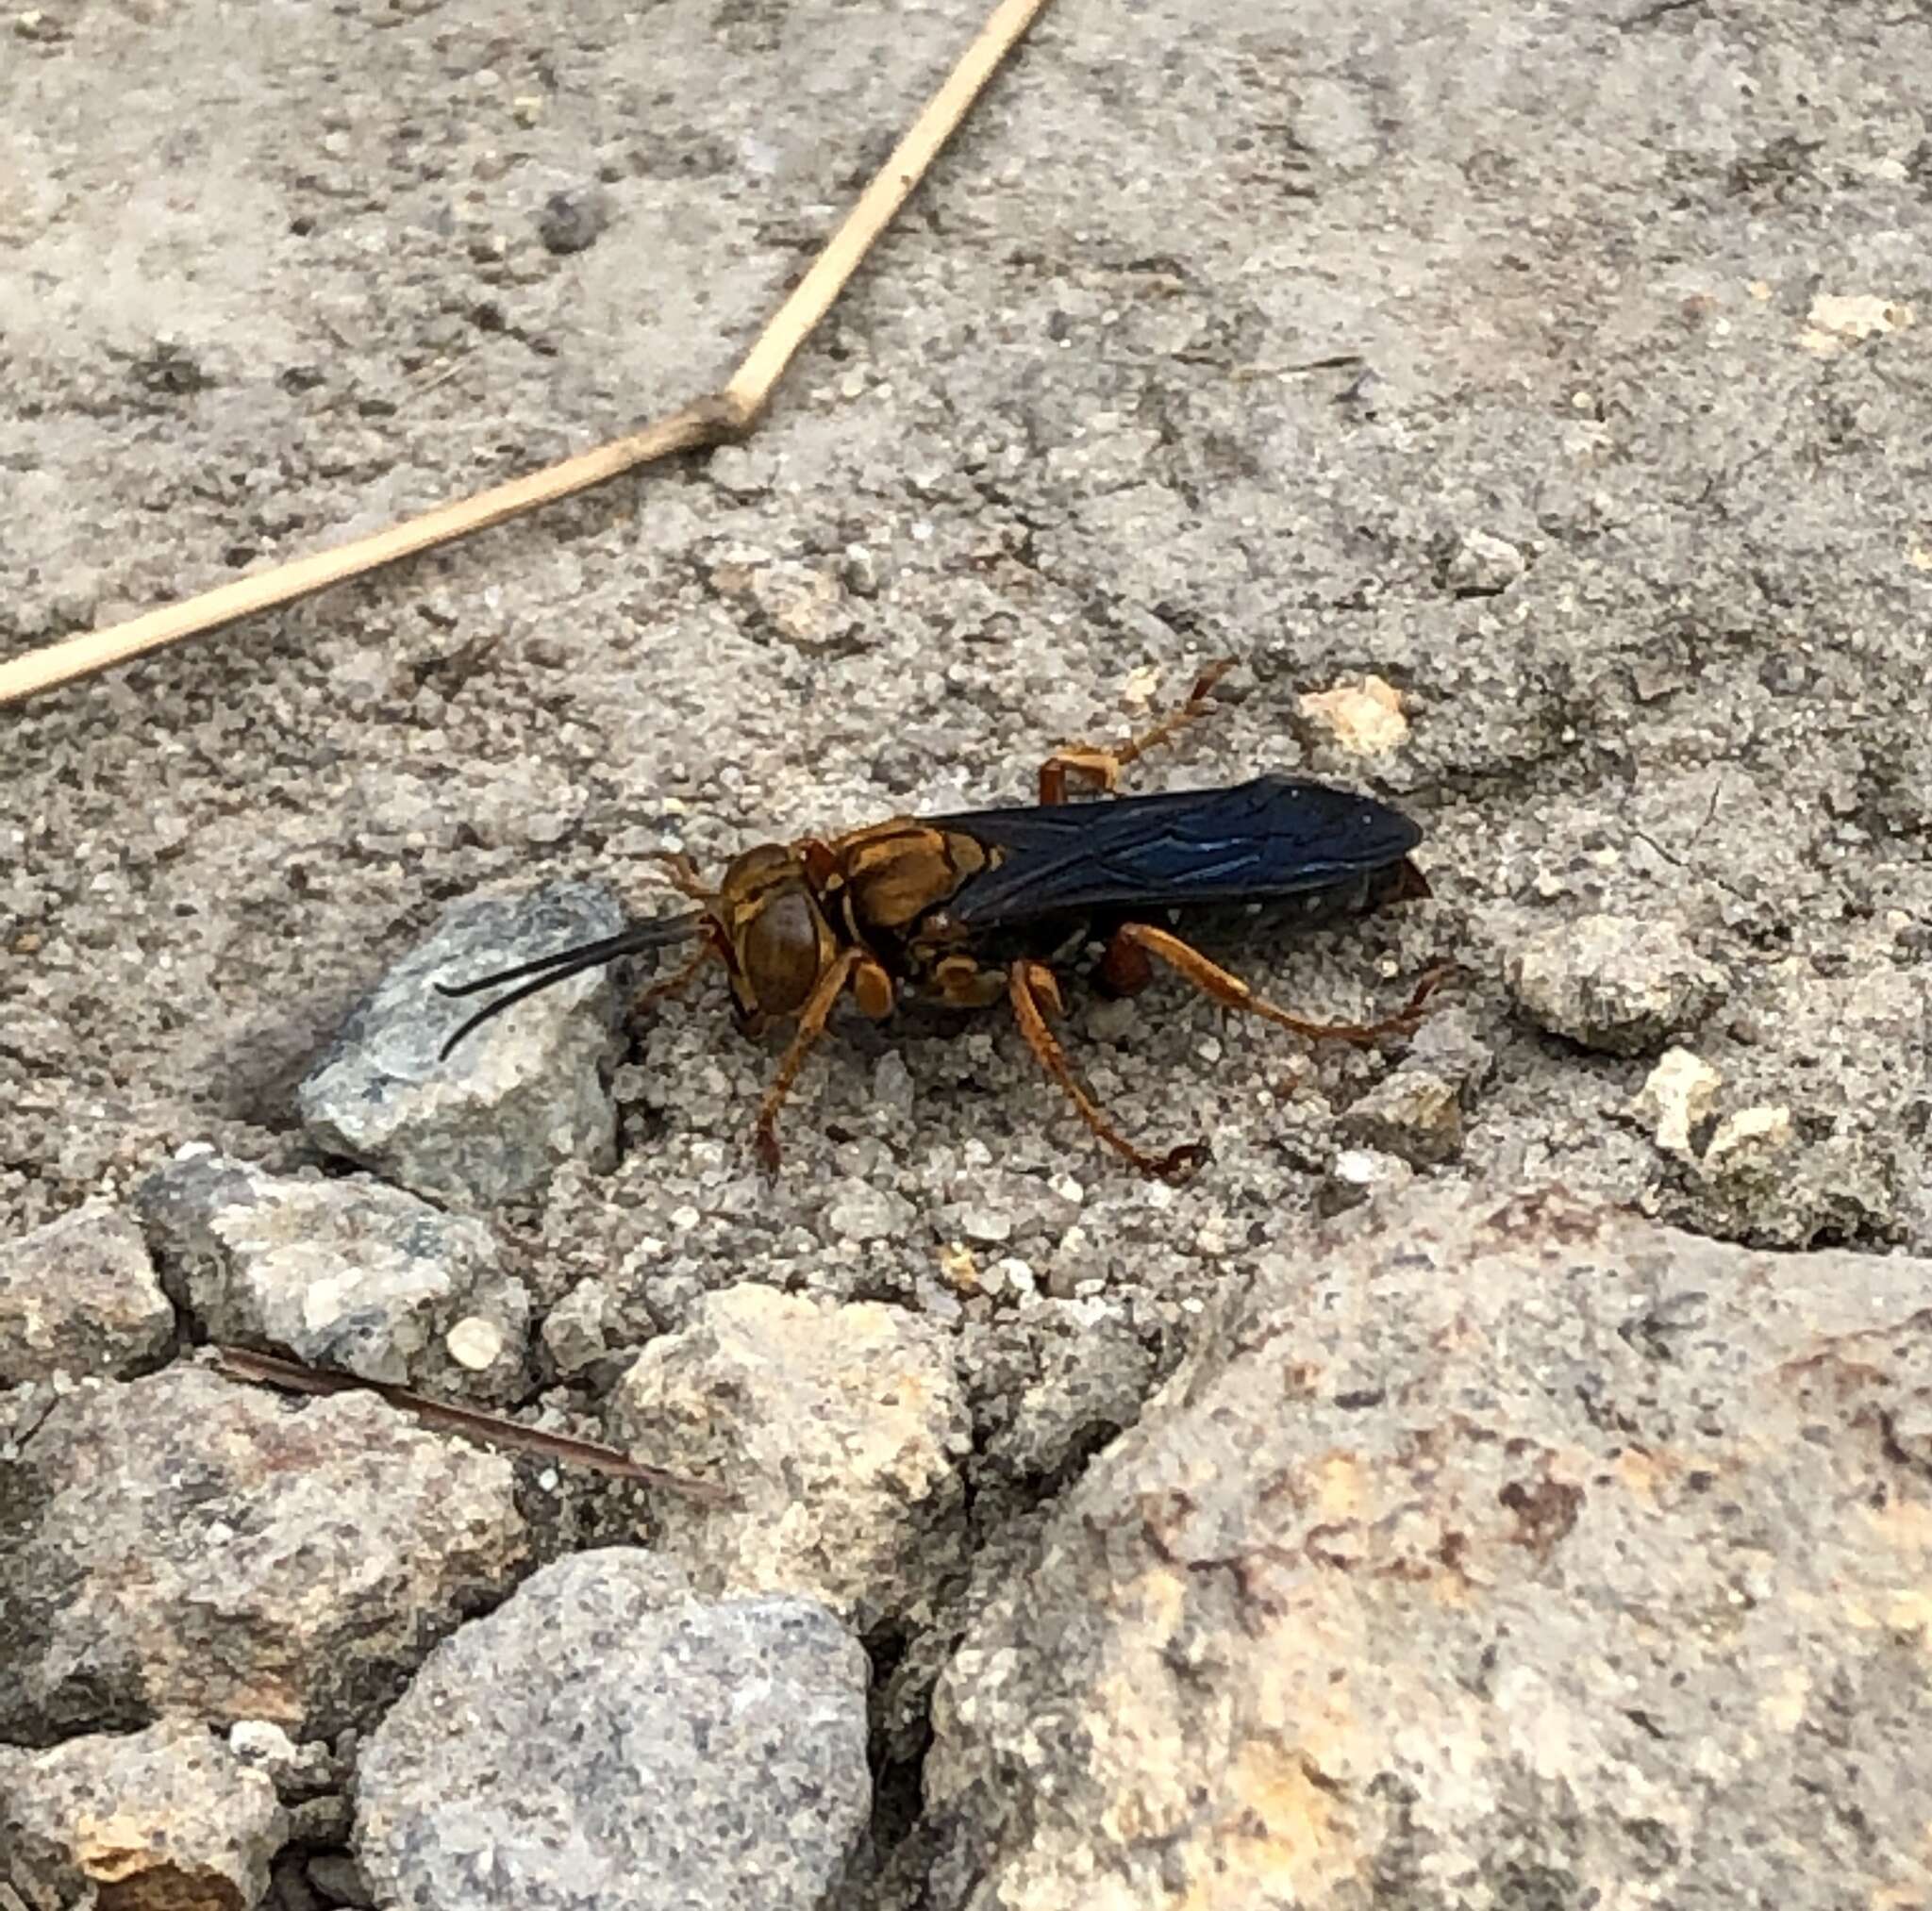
[1339,1065,1464,1165]
[827,1176,917,1244]
[136,1152,531,1402]
[1703,1103,1794,1172]
[1296,673,1409,755]
[1507,912,1724,1055]
[536,183,611,255]
[1444,526,1529,595]
[608,1284,969,1629]
[1633,1046,1724,1156]
[1322,1145,1416,1214]
[0,1201,174,1384]
[540,1277,614,1375]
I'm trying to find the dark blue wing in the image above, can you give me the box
[927,775,1422,928]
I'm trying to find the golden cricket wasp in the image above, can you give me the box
[438,663,1437,1177]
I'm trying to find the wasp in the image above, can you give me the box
[436,664,1436,1177]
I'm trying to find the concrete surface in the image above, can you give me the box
[5,0,1932,1897]
[8,0,1926,1272]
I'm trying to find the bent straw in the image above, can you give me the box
[0,0,1055,708]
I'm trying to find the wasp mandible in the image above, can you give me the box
[437,663,1436,1177]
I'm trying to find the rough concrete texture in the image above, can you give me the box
[8,0,1931,1274]
[924,1185,1932,1910]
[6,0,1932,1901]
[355,1550,872,1911]
[1,1715,288,1911]
[0,1364,530,1745]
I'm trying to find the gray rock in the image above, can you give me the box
[1442,525,1528,596]
[539,1274,614,1376]
[137,1152,532,1401]
[924,1185,1932,1910]
[0,1716,287,1910]
[354,1550,871,1911]
[0,1201,174,1383]
[536,184,612,256]
[1507,912,1724,1055]
[826,1176,917,1244]
[608,1284,970,1630]
[0,1363,529,1743]
[307,1853,376,1906]
[1337,1063,1464,1165]
[297,881,629,1207]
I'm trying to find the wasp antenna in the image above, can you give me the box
[435,910,707,1059]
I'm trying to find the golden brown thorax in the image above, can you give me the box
[710,823,993,1028]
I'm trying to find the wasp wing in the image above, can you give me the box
[928,775,1421,929]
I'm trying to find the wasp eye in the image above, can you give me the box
[740,890,824,1018]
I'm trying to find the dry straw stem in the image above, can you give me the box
[0,0,1056,708]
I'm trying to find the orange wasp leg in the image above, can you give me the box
[1038,656,1238,806]
[646,850,714,905]
[630,937,722,1016]
[753,948,894,1172]
[1007,959,1209,1181]
[1107,922,1444,1044]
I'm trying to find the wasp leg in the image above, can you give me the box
[647,850,714,905]
[1007,959,1209,1180]
[1109,922,1442,1043]
[754,949,893,1172]
[631,937,721,1016]
[1038,656,1237,806]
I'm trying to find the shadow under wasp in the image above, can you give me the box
[436,662,1439,1177]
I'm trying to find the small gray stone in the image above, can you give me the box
[947,1202,1013,1246]
[354,1550,871,1911]
[535,184,611,256]
[1443,525,1528,595]
[1507,912,1724,1055]
[539,1275,613,1375]
[137,1152,531,1401]
[826,1176,917,1243]
[1319,1145,1416,1215]
[0,1716,287,1910]
[0,1201,174,1383]
[297,881,628,1206]
[1339,1065,1464,1165]
[0,1364,529,1742]
[227,1719,341,1800]
[608,1284,969,1629]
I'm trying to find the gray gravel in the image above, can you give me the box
[0,1201,175,1383]
[355,1550,872,1911]
[6,0,1932,1903]
[1,1716,288,1910]
[137,1149,534,1399]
